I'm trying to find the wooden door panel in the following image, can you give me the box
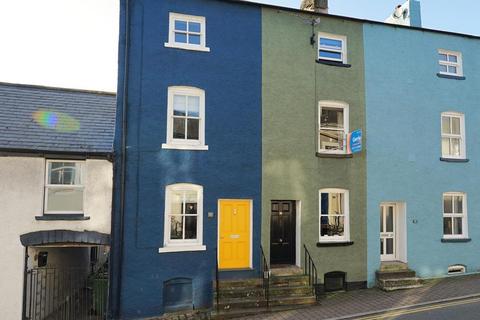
[219,200,251,269]
[270,200,296,265]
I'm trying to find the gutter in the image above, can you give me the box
[0,148,113,162]
[109,0,130,318]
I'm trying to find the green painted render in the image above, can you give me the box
[261,8,367,283]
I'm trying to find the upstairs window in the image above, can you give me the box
[441,112,465,159]
[318,101,349,154]
[443,192,468,239]
[318,33,347,63]
[438,50,463,77]
[44,160,84,214]
[162,87,208,151]
[319,189,350,242]
[165,13,210,52]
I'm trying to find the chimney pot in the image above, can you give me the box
[301,0,328,13]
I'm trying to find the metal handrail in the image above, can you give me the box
[260,246,270,309]
[303,244,319,300]
[215,247,219,313]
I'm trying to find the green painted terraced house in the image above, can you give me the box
[261,6,367,291]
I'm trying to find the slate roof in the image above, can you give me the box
[0,82,116,154]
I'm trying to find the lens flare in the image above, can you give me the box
[33,109,80,132]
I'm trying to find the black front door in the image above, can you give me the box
[270,200,296,265]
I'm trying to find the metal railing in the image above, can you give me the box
[260,246,270,309]
[303,244,319,300]
[24,267,108,320]
[215,247,220,314]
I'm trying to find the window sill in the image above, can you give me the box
[437,73,466,80]
[441,238,471,243]
[158,245,206,253]
[164,42,210,52]
[316,152,353,159]
[440,157,469,163]
[316,59,351,68]
[317,241,354,247]
[36,214,90,221]
[162,143,209,151]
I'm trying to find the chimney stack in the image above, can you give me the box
[301,0,329,14]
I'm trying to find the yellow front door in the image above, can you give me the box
[218,200,251,270]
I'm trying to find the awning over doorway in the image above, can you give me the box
[20,230,110,247]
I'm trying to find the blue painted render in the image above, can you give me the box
[112,0,262,318]
[364,23,480,286]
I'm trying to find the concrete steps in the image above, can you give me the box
[376,262,423,291]
[216,285,313,299]
[213,273,316,319]
[216,294,316,310]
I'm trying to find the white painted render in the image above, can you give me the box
[0,156,112,320]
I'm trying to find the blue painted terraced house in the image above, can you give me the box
[110,0,262,318]
[365,3,480,286]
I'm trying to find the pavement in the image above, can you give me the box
[355,297,480,320]
[238,274,480,320]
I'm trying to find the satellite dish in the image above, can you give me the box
[393,4,408,19]
[393,5,403,18]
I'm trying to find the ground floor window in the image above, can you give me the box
[163,184,203,248]
[443,192,468,239]
[319,189,350,242]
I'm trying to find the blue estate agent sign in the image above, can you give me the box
[348,129,362,154]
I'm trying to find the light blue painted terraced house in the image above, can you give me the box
[365,0,480,286]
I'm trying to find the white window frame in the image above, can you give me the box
[44,160,85,214]
[441,112,466,159]
[164,12,210,52]
[318,101,349,154]
[442,192,468,239]
[162,86,208,151]
[318,32,347,63]
[319,188,350,242]
[159,183,206,253]
[438,49,463,77]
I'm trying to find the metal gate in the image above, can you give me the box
[24,267,108,320]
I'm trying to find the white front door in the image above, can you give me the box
[380,204,396,261]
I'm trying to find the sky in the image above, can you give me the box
[0,0,478,92]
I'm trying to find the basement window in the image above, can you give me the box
[448,265,466,275]
[324,271,346,292]
[163,278,193,312]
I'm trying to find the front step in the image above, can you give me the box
[214,274,316,319]
[377,277,423,291]
[216,285,313,299]
[217,295,316,310]
[376,263,423,291]
[376,269,417,280]
[216,274,309,290]
[379,261,409,272]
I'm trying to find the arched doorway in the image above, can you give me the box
[20,230,110,320]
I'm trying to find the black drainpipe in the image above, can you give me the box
[109,0,130,318]
[21,246,29,320]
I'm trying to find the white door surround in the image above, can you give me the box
[380,202,407,263]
